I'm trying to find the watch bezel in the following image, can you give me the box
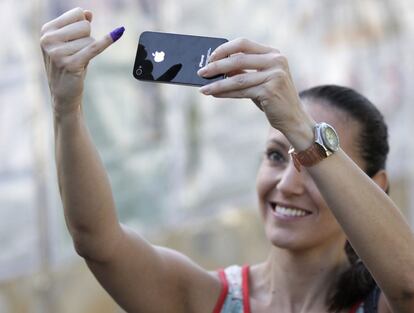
[319,122,340,152]
[289,122,340,172]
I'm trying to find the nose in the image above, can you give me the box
[276,162,306,196]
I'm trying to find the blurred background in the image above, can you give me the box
[1,0,414,312]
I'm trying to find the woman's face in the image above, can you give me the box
[256,100,365,252]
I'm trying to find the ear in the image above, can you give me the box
[371,169,389,193]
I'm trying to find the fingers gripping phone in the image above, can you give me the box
[133,31,228,87]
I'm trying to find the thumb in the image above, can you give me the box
[75,26,125,64]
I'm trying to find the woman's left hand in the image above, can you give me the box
[198,38,311,135]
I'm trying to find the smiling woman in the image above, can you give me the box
[40,7,414,313]
[256,85,389,312]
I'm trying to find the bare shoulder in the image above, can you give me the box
[85,224,222,313]
[156,246,224,313]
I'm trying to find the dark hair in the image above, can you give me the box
[298,85,389,312]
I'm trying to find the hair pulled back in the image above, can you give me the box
[298,85,389,312]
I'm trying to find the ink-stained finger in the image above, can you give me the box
[73,27,124,64]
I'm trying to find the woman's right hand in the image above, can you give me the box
[197,39,314,140]
[40,7,124,116]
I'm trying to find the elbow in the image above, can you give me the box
[387,277,414,312]
[67,221,100,258]
[400,285,414,304]
[390,290,414,313]
[70,227,121,263]
[71,229,96,259]
[401,276,414,301]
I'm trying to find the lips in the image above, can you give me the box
[269,201,312,218]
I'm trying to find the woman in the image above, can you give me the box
[40,8,414,313]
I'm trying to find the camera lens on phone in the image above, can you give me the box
[135,68,143,76]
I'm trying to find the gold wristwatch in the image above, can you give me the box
[289,122,339,172]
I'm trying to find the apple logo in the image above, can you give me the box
[152,51,165,63]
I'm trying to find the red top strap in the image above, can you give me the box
[212,269,229,313]
[242,265,251,313]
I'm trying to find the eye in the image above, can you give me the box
[265,149,287,165]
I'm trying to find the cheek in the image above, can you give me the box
[256,164,276,200]
[256,165,273,218]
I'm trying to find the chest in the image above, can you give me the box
[250,298,350,313]
[216,265,366,313]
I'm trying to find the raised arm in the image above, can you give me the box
[199,38,414,313]
[41,6,125,261]
[41,8,220,313]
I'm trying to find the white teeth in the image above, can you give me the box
[275,205,308,217]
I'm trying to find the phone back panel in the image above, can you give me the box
[133,31,228,87]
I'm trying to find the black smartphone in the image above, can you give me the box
[133,31,228,87]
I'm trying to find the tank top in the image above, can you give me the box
[211,265,375,313]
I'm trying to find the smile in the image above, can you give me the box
[269,202,312,219]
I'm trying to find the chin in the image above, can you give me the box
[265,229,308,251]
[266,227,348,255]
[264,221,329,252]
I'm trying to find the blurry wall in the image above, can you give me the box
[1,0,414,312]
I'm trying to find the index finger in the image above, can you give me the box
[74,27,125,64]
[210,38,278,62]
[41,7,86,33]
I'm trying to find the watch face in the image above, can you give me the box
[321,124,339,151]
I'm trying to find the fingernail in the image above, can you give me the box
[110,26,125,42]
[199,86,210,95]
[209,52,217,63]
[197,67,207,77]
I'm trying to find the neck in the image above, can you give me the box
[250,244,349,312]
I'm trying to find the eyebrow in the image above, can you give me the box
[266,139,290,150]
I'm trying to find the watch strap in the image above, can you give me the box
[289,143,327,172]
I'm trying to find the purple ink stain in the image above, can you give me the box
[110,26,125,42]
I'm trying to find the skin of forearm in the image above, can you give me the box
[54,107,122,261]
[311,151,414,309]
[284,120,414,311]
